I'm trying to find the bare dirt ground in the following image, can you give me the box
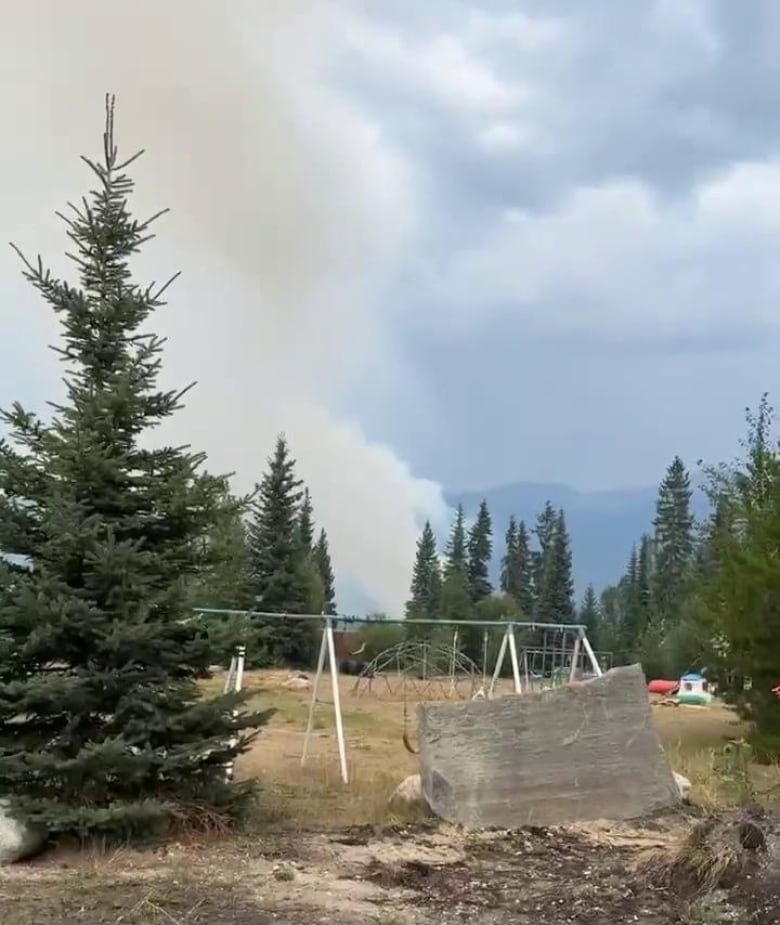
[3,669,780,924]
[0,814,695,923]
[5,810,780,924]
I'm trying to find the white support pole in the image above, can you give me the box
[449,630,459,693]
[224,654,236,694]
[569,634,582,683]
[523,647,530,691]
[507,625,522,694]
[489,627,509,698]
[325,617,349,784]
[224,644,246,783]
[581,630,603,677]
[235,645,245,693]
[301,623,328,768]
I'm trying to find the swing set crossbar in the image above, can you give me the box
[193,607,588,633]
[206,613,603,789]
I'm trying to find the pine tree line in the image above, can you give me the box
[404,497,578,660]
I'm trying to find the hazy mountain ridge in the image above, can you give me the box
[448,481,710,600]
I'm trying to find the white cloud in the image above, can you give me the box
[435,160,780,339]
[696,161,780,230]
[477,120,540,154]
[649,0,721,63]
[465,10,569,51]
[344,23,528,117]
[0,0,448,615]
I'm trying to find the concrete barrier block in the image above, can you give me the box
[416,663,680,828]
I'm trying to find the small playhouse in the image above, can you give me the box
[647,671,715,705]
[676,672,713,705]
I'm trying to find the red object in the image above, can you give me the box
[648,679,679,695]
[772,685,780,702]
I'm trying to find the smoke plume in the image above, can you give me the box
[0,0,449,613]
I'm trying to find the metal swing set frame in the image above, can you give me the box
[194,608,604,786]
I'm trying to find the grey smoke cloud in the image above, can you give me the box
[0,0,448,613]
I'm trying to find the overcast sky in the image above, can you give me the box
[1,1,778,611]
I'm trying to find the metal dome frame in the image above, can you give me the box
[193,608,604,786]
[352,639,483,700]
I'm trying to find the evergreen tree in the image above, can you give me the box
[531,501,557,614]
[405,521,441,639]
[579,584,600,650]
[466,500,493,602]
[515,520,535,618]
[313,528,337,615]
[499,515,520,598]
[696,396,780,753]
[0,100,269,841]
[637,533,654,619]
[293,486,329,617]
[549,509,575,622]
[298,488,315,551]
[466,593,521,667]
[444,504,467,577]
[535,508,575,623]
[191,479,254,612]
[598,584,625,659]
[439,505,471,626]
[653,456,694,627]
[190,481,268,667]
[619,544,642,657]
[247,435,316,665]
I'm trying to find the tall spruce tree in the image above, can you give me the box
[550,509,575,622]
[535,507,574,623]
[500,515,534,617]
[467,500,493,602]
[0,100,268,841]
[619,544,642,658]
[444,505,468,576]
[293,485,328,617]
[405,521,441,639]
[439,505,471,626]
[298,488,315,550]
[653,456,694,627]
[313,528,337,615]
[515,520,535,617]
[247,434,316,665]
[500,516,520,597]
[579,584,600,650]
[531,501,557,614]
[598,584,625,658]
[637,533,654,620]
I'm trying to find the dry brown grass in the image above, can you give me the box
[651,699,780,809]
[220,669,780,827]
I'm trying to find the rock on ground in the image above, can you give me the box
[387,774,431,816]
[673,771,691,801]
[0,798,45,864]
[417,664,680,828]
[283,676,312,691]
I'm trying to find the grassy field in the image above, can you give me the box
[3,668,780,924]
[228,668,780,827]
